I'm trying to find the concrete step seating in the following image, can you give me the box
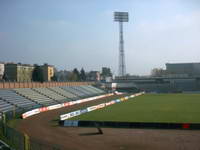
[0,99,15,113]
[61,86,85,97]
[88,85,105,94]
[48,87,77,100]
[14,88,57,106]
[0,85,106,115]
[0,90,37,109]
[71,86,92,96]
[79,85,99,95]
[33,88,69,103]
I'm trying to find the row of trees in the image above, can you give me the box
[32,65,59,82]
[151,68,166,77]
[55,68,87,82]
[56,67,113,82]
[65,68,86,81]
[1,65,111,82]
[32,65,44,82]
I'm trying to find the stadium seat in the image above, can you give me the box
[32,88,70,103]
[14,88,58,106]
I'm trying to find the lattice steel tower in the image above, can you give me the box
[114,12,129,76]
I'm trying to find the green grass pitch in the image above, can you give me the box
[71,94,200,123]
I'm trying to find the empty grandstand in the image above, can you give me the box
[0,99,15,113]
[0,90,38,109]
[32,88,69,103]
[79,85,99,95]
[0,85,106,119]
[48,87,77,100]
[71,86,93,97]
[87,85,105,94]
[61,86,86,97]
[14,88,59,106]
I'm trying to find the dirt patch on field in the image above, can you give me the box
[17,95,200,150]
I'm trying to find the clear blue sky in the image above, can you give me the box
[0,0,200,75]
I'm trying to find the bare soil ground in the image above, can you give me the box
[17,95,200,150]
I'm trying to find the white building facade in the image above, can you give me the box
[0,63,5,80]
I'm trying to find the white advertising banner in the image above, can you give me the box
[22,93,116,119]
[48,104,62,110]
[87,106,98,112]
[60,113,71,120]
[22,108,40,119]
[60,92,145,121]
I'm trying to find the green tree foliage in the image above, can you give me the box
[32,65,44,82]
[51,75,58,81]
[151,68,166,77]
[68,72,77,81]
[101,67,112,77]
[67,68,81,81]
[2,73,8,81]
[80,68,86,81]
[73,68,80,81]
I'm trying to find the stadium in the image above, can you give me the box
[1,1,200,150]
[0,81,200,150]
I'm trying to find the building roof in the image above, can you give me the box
[166,62,200,65]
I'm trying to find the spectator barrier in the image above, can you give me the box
[60,92,145,121]
[22,93,114,119]
[0,139,14,150]
[0,81,94,89]
[0,111,62,150]
[60,120,200,130]
[59,91,200,130]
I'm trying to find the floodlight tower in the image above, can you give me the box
[114,12,129,76]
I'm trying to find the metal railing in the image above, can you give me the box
[0,110,61,150]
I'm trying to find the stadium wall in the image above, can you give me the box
[115,77,200,92]
[62,120,200,130]
[0,81,94,89]
[22,93,114,119]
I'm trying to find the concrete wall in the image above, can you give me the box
[115,77,200,93]
[0,82,94,89]
[166,63,200,77]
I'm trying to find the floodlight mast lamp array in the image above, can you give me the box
[114,12,129,77]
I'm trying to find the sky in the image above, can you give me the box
[0,0,200,75]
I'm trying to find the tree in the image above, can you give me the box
[68,72,78,81]
[51,75,58,81]
[73,68,80,81]
[101,67,112,77]
[51,68,58,81]
[151,68,166,77]
[32,65,44,82]
[2,73,8,81]
[59,74,65,81]
[80,68,86,81]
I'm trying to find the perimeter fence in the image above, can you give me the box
[0,110,62,150]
